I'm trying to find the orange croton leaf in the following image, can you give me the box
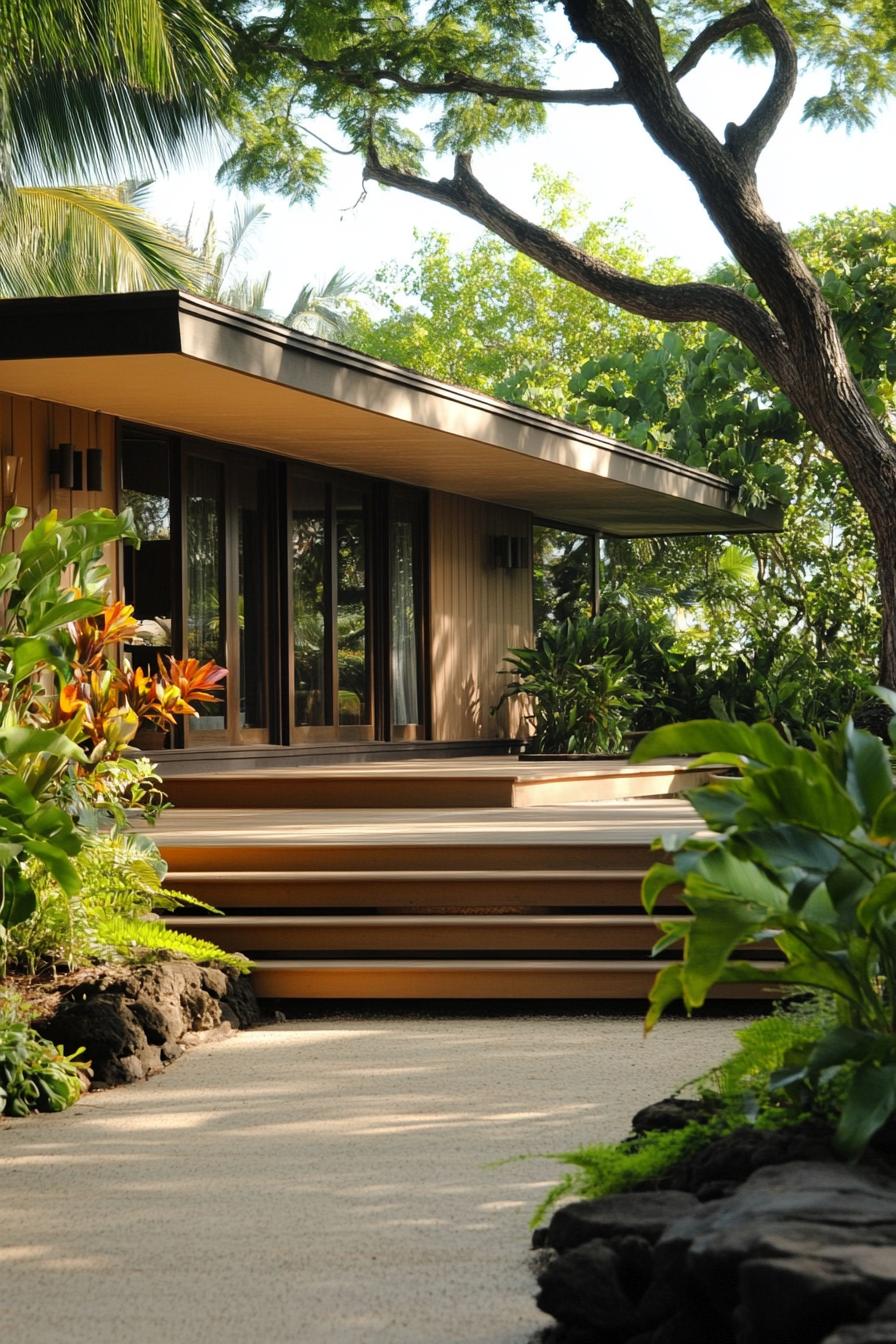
[71,601,139,669]
[160,656,228,705]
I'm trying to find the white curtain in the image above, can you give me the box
[391,518,419,725]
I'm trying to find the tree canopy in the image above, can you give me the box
[350,193,887,730]
[213,0,896,685]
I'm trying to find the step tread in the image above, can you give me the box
[163,868,649,881]
[171,913,674,926]
[250,956,775,970]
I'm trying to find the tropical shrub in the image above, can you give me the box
[0,991,87,1116]
[0,505,227,976]
[9,832,248,976]
[495,616,644,753]
[633,696,896,1157]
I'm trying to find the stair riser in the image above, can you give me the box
[168,917,675,952]
[163,876,664,909]
[159,843,661,873]
[249,963,774,1000]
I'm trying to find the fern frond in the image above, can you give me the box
[94,916,251,974]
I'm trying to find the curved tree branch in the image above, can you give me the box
[670,6,766,82]
[724,2,798,167]
[363,146,787,367]
[266,4,778,113]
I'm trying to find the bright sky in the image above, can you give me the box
[146,36,896,316]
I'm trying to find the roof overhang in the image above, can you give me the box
[0,291,781,538]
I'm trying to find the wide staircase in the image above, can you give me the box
[158,761,774,1002]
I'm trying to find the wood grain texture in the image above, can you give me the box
[429,490,533,741]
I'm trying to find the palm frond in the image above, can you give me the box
[0,184,205,296]
[0,0,233,187]
[284,267,360,338]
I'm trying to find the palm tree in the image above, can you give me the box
[0,181,205,297]
[189,199,360,339]
[0,0,233,295]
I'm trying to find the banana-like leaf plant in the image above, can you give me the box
[633,697,896,1157]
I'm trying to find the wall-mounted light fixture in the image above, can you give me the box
[49,444,104,492]
[2,455,21,499]
[492,535,529,570]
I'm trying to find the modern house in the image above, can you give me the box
[0,290,783,998]
[0,289,778,771]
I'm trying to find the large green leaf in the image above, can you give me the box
[632,720,792,767]
[836,1061,896,1158]
[744,764,861,837]
[844,721,894,822]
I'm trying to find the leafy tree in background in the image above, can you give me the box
[349,192,886,728]
[348,173,688,413]
[211,0,896,683]
[0,0,232,295]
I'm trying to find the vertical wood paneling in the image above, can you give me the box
[429,490,533,742]
[0,392,122,587]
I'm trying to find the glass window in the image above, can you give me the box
[390,497,422,727]
[121,432,173,662]
[335,489,369,726]
[291,479,328,726]
[236,463,268,733]
[186,456,227,731]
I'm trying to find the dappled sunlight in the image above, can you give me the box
[2,1013,744,1344]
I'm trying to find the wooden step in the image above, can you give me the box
[162,869,665,909]
[158,841,660,874]
[248,959,777,1000]
[168,913,683,952]
[161,763,709,811]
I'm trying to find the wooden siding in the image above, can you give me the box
[429,490,533,741]
[0,392,120,587]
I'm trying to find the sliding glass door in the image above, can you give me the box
[289,470,373,741]
[122,425,428,749]
[182,445,271,745]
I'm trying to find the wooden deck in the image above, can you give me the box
[161,757,714,810]
[153,786,779,1003]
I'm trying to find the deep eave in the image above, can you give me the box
[0,290,781,537]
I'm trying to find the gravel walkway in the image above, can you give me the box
[1,1013,745,1344]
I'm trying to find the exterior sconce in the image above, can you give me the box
[2,455,21,498]
[49,444,104,491]
[492,535,529,570]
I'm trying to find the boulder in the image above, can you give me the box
[36,956,261,1087]
[546,1191,699,1252]
[537,1240,638,1339]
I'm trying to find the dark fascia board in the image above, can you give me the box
[0,289,782,532]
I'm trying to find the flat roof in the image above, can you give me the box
[0,290,781,537]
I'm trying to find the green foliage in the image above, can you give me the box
[634,695,896,1157]
[0,507,138,972]
[0,182,206,298]
[0,991,87,1116]
[531,1121,718,1227]
[216,1,896,200]
[94,916,249,973]
[1,0,233,188]
[347,177,687,416]
[9,831,245,974]
[532,996,840,1224]
[494,616,644,753]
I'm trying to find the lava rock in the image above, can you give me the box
[631,1097,713,1134]
[36,956,260,1088]
[654,1163,896,1342]
[546,1190,699,1252]
[537,1240,637,1338]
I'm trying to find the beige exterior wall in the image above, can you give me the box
[0,392,121,588]
[429,490,534,742]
